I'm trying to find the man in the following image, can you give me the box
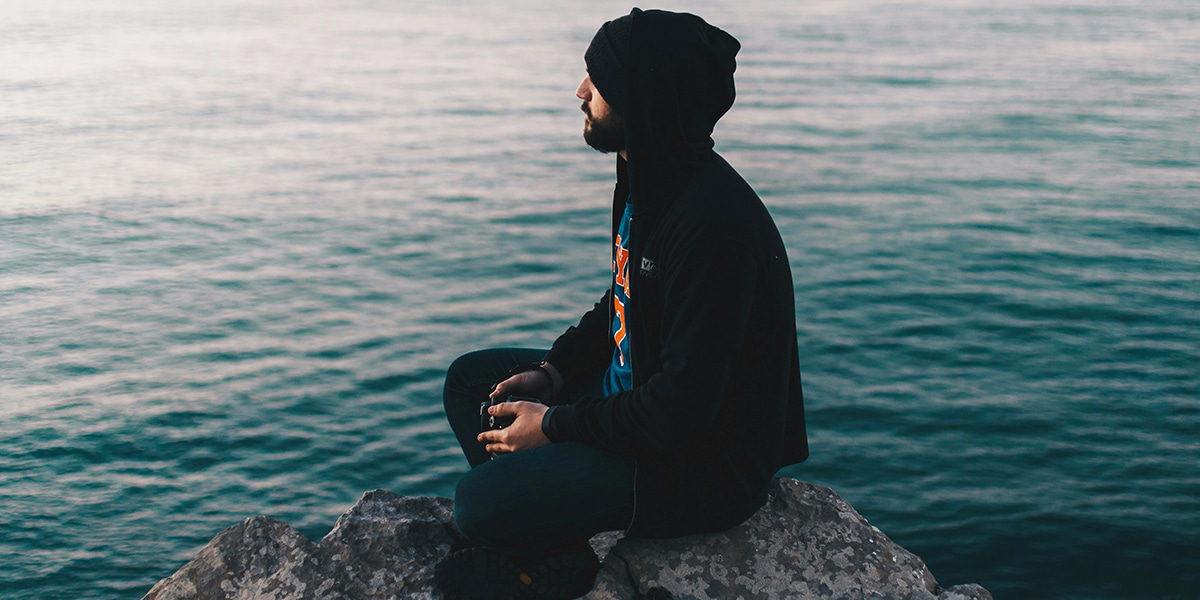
[436,9,808,600]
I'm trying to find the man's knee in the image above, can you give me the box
[445,349,485,389]
[443,349,496,412]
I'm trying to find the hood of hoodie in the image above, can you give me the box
[614,8,740,211]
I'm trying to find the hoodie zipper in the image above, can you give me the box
[624,461,639,535]
[624,213,639,534]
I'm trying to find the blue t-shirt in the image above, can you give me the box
[603,199,635,396]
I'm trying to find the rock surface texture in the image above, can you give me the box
[144,479,991,600]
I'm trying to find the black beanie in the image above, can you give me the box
[584,11,633,118]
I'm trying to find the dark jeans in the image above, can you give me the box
[443,348,635,557]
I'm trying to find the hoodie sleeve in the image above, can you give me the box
[548,228,760,455]
[542,289,614,395]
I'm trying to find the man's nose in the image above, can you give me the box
[576,77,591,100]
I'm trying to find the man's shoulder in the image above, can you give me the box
[673,163,769,228]
[677,154,759,206]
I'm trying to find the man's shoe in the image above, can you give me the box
[434,543,600,600]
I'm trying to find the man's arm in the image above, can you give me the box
[477,290,609,455]
[542,289,614,393]
[548,232,762,456]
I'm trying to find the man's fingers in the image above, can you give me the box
[489,370,551,401]
[488,401,521,416]
[489,372,530,399]
[479,430,509,454]
[488,381,509,399]
[476,401,547,457]
[477,429,506,449]
[489,377,511,399]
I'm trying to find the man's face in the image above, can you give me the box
[576,75,625,154]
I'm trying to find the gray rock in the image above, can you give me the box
[144,492,462,600]
[584,479,991,600]
[144,479,991,600]
[936,584,993,600]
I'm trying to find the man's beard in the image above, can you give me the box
[583,104,626,154]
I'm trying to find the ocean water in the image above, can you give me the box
[1,0,1197,598]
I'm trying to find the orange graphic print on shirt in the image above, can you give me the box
[604,201,635,395]
[613,233,631,365]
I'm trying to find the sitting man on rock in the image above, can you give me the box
[436,9,808,600]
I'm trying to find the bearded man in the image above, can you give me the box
[436,9,808,600]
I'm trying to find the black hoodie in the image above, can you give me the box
[543,8,808,538]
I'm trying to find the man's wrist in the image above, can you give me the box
[539,361,564,402]
[540,405,561,443]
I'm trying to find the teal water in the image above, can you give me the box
[2,1,1198,598]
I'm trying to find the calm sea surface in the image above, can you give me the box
[1,1,1197,598]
